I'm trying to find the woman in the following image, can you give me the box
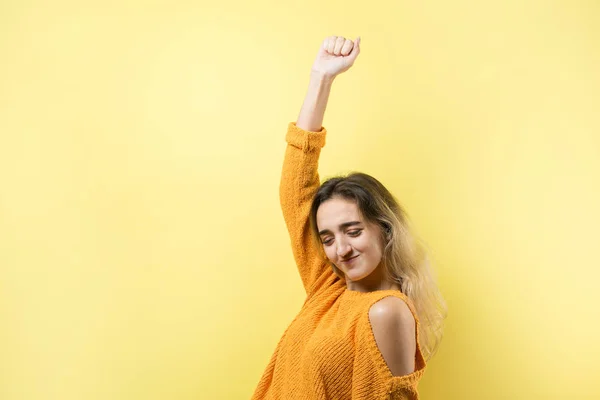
[251,36,447,400]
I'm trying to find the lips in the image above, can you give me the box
[342,255,360,264]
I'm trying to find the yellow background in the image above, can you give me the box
[1,0,599,399]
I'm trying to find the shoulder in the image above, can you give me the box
[368,296,417,377]
[369,295,415,323]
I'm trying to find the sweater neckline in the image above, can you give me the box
[343,288,405,296]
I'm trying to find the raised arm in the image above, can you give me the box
[280,36,361,296]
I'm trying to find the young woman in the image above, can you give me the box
[251,36,447,400]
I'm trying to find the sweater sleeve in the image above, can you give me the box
[279,122,330,296]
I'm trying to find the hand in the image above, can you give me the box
[311,36,361,79]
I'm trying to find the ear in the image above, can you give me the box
[382,223,392,239]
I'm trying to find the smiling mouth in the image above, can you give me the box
[342,255,360,263]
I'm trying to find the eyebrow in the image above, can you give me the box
[318,221,363,236]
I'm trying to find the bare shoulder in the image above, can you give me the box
[368,296,416,377]
[369,296,414,322]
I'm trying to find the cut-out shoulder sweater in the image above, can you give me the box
[250,122,427,400]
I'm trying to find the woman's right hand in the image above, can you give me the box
[311,36,361,79]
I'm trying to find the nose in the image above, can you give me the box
[336,238,352,258]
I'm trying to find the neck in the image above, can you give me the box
[346,279,401,293]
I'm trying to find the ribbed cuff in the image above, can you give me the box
[285,122,327,151]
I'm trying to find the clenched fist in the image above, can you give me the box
[311,36,361,79]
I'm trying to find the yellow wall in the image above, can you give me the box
[1,1,599,399]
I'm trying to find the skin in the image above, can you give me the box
[316,197,402,293]
[296,36,360,132]
[315,193,415,377]
[299,35,416,377]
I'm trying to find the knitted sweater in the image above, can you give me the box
[250,122,427,400]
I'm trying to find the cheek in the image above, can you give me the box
[323,246,336,261]
[356,234,374,250]
[359,235,383,255]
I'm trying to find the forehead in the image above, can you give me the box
[316,198,362,227]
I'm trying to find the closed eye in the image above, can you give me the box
[321,230,362,246]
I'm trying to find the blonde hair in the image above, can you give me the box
[308,172,447,361]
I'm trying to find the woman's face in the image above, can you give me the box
[316,197,386,283]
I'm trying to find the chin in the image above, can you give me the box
[347,266,378,282]
[346,270,369,282]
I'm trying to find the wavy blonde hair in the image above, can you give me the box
[308,172,447,361]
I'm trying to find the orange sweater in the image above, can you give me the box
[251,122,427,400]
